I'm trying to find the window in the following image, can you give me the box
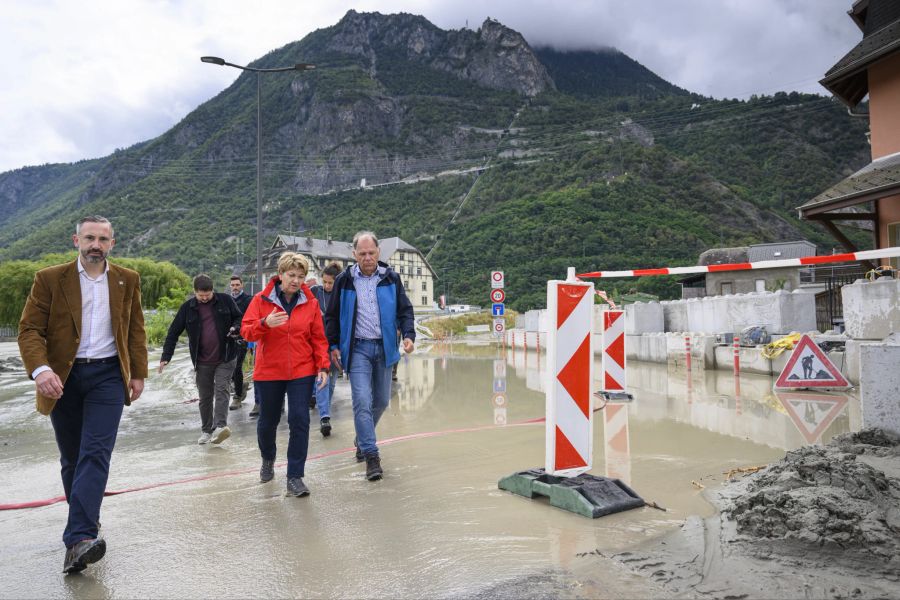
[720,282,733,295]
[422,296,427,305]
[416,267,422,276]
[421,282,427,291]
[399,266,405,274]
[400,253,405,261]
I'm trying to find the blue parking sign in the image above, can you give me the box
[492,303,505,317]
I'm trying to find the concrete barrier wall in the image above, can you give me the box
[657,290,816,334]
[625,302,664,334]
[842,278,900,341]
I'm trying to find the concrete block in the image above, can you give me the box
[625,301,664,334]
[662,300,688,333]
[845,339,863,385]
[859,333,900,436]
[842,279,900,340]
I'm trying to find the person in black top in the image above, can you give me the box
[228,275,252,409]
[159,274,242,445]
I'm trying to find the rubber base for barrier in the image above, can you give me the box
[595,390,634,403]
[497,469,644,519]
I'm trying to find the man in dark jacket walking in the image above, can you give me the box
[159,274,242,445]
[228,275,252,409]
[325,231,415,481]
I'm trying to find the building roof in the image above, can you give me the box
[246,234,437,278]
[273,235,355,260]
[746,240,816,262]
[798,150,900,217]
[820,12,900,106]
[698,247,748,266]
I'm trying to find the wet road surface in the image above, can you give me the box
[0,341,859,598]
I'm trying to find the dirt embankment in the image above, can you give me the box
[612,429,900,599]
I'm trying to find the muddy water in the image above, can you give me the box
[0,341,859,598]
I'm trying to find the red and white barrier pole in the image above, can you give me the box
[733,336,740,377]
[577,246,900,279]
[546,267,594,477]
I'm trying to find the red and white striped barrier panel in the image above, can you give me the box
[603,403,632,485]
[577,246,900,278]
[601,310,626,391]
[546,268,594,477]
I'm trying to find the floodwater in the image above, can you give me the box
[0,340,860,599]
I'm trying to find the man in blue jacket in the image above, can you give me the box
[325,231,415,481]
[159,274,243,445]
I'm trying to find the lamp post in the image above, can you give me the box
[201,55,315,292]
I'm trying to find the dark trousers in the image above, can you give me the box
[257,377,313,478]
[231,345,248,397]
[49,361,125,548]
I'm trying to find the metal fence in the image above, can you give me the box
[808,265,868,332]
[0,324,18,338]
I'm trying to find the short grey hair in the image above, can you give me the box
[76,216,114,238]
[352,230,379,249]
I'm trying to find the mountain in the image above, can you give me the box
[0,11,870,310]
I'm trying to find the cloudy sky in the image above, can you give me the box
[0,0,861,174]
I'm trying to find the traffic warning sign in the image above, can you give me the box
[775,391,849,444]
[492,393,507,407]
[491,270,505,288]
[490,288,505,303]
[774,334,849,389]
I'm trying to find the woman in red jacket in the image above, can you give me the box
[241,252,330,497]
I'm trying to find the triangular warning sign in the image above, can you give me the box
[775,391,849,444]
[775,334,849,389]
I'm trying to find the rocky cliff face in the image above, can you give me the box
[326,11,554,97]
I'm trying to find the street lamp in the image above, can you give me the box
[201,55,315,292]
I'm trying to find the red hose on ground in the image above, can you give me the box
[0,415,549,511]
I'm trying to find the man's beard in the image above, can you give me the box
[81,249,107,264]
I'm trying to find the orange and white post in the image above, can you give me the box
[545,268,594,477]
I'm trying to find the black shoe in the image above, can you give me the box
[249,402,260,417]
[286,477,310,497]
[320,417,332,437]
[260,458,275,483]
[365,454,383,481]
[353,437,364,462]
[63,538,106,574]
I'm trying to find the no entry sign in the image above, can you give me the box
[490,288,505,303]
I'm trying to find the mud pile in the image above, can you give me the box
[726,429,900,560]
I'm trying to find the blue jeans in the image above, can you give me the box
[256,377,313,478]
[314,363,339,420]
[49,361,125,547]
[349,339,393,457]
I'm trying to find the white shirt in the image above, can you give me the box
[75,258,117,359]
[31,259,118,380]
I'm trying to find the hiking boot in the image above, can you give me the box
[320,417,332,437]
[249,403,260,417]
[239,381,249,401]
[260,458,275,483]
[286,477,310,497]
[229,397,242,410]
[353,437,364,462]
[197,432,212,445]
[365,454,383,481]
[210,426,231,444]
[63,538,106,574]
